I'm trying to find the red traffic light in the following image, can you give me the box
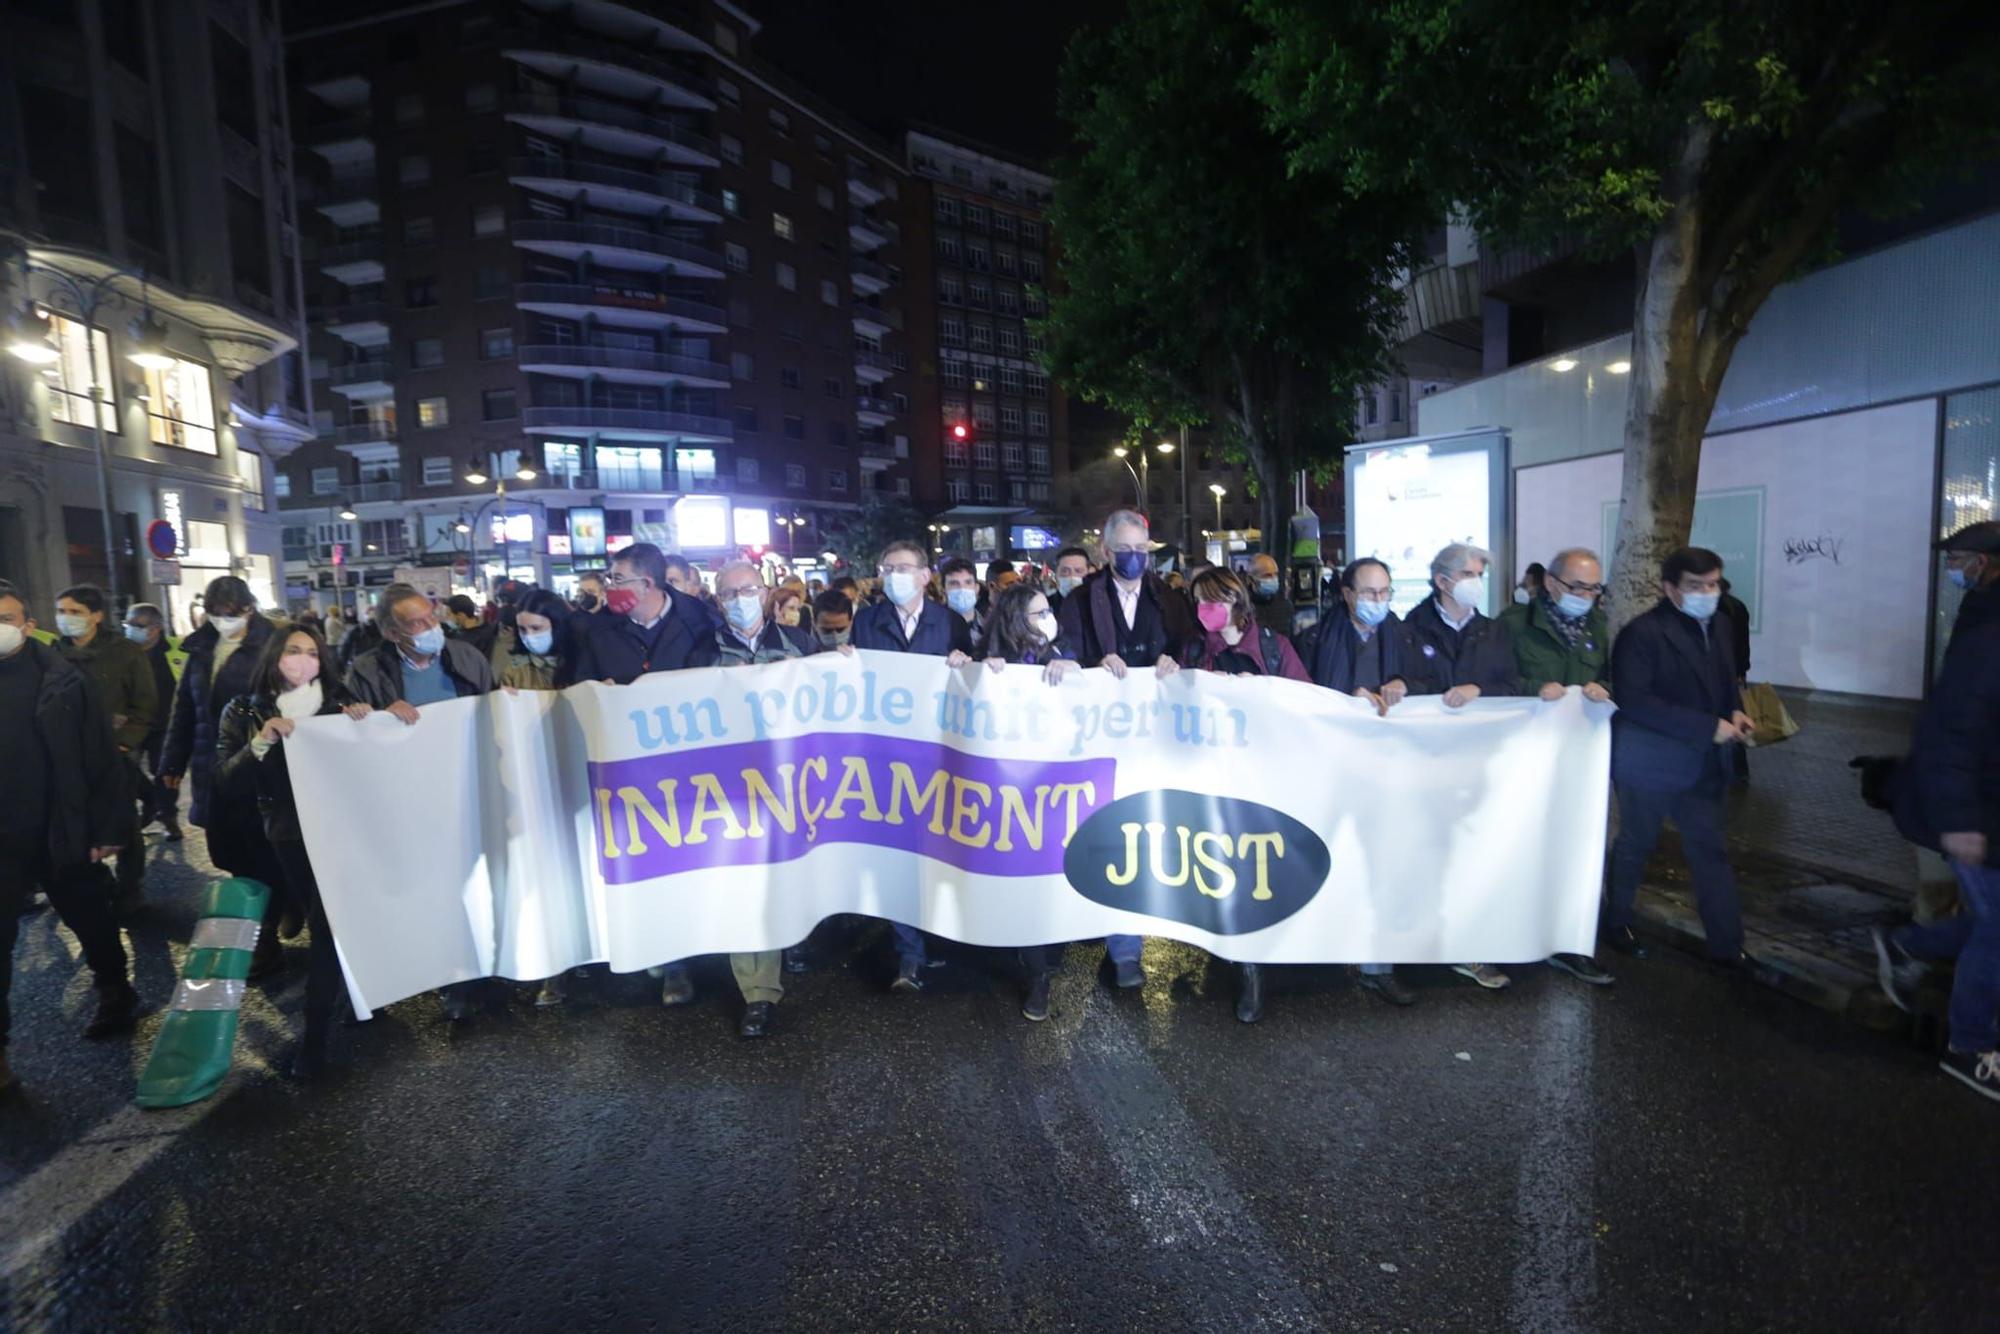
[951,423,970,440]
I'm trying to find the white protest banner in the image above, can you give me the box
[283,651,1613,1014]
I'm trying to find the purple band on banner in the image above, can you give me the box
[589,734,1116,884]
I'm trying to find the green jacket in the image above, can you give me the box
[1498,597,1611,692]
[59,628,160,753]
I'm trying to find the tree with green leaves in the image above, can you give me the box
[1040,0,1435,550]
[821,492,929,573]
[1251,0,2000,622]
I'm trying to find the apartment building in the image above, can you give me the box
[0,0,311,627]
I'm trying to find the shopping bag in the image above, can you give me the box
[1741,681,1799,747]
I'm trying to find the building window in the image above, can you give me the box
[1390,391,1404,423]
[771,160,793,190]
[937,234,961,264]
[1003,442,1024,470]
[826,421,846,447]
[1364,392,1378,425]
[395,93,425,125]
[996,250,1018,278]
[723,188,742,218]
[772,211,795,241]
[1023,254,1044,283]
[939,359,967,390]
[827,468,848,493]
[968,323,993,352]
[782,414,805,440]
[997,327,1021,356]
[820,279,839,306]
[275,473,293,501]
[939,316,965,347]
[1000,405,1023,433]
[1024,289,1046,316]
[312,467,340,495]
[474,266,508,301]
[472,204,506,237]
[1021,219,1043,247]
[969,279,991,308]
[717,78,740,106]
[399,155,431,186]
[786,463,807,488]
[816,184,834,210]
[773,367,798,391]
[423,455,453,486]
[482,388,517,420]
[728,297,753,328]
[936,197,960,224]
[465,82,497,113]
[404,216,436,246]
[725,242,750,273]
[937,274,962,306]
[481,327,515,360]
[1030,444,1050,473]
[417,396,449,428]
[733,404,760,431]
[993,212,1016,239]
[236,450,266,510]
[1025,329,1044,357]
[997,288,1019,317]
[947,479,970,503]
[966,242,990,272]
[894,476,911,498]
[999,365,1023,394]
[768,108,791,137]
[775,261,797,291]
[405,276,438,307]
[719,134,744,165]
[42,312,116,432]
[412,337,444,369]
[1026,408,1049,436]
[975,439,997,469]
[143,356,217,454]
[977,481,996,502]
[713,22,739,54]
[730,456,759,487]
[731,352,754,381]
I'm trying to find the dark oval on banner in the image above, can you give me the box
[1062,789,1330,935]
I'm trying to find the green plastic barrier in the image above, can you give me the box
[135,877,271,1109]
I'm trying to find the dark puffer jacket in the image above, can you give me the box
[162,614,277,827]
[15,640,132,868]
[215,683,361,846]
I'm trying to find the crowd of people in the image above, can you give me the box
[1,512,1995,1106]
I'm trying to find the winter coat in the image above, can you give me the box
[1898,616,2000,850]
[1397,594,1520,698]
[59,628,158,753]
[162,614,278,827]
[851,598,972,657]
[567,595,719,684]
[344,637,494,708]
[1498,597,1611,692]
[15,640,131,868]
[1609,600,1743,794]
[1307,612,1404,695]
[215,682,360,845]
[1054,568,1197,669]
[714,619,819,666]
[1191,625,1310,681]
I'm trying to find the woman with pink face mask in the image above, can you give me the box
[215,625,371,1079]
[1186,567,1310,1025]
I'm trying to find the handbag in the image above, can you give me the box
[1741,681,1799,747]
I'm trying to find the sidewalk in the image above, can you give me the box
[1628,689,1949,1039]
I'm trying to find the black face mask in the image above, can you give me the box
[576,593,599,611]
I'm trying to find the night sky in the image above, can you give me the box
[747,0,1128,163]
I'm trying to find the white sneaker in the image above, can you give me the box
[1452,963,1512,990]
[1940,1049,2000,1104]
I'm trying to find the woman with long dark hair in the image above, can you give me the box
[492,587,574,691]
[215,624,370,1078]
[977,582,1076,1020]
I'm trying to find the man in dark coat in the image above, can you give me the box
[0,583,139,1090]
[1397,543,1518,705]
[1603,547,1755,967]
[1053,509,1195,990]
[569,543,720,686]
[1308,557,1408,711]
[56,583,157,912]
[852,539,973,990]
[345,584,495,711]
[1247,552,1298,638]
[161,575,277,873]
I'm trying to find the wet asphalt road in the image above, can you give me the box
[3,830,1998,1332]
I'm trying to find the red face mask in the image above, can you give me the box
[1196,601,1233,633]
[604,586,640,617]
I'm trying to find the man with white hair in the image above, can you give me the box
[1399,541,1521,991]
[1055,508,1198,988]
[1501,547,1617,987]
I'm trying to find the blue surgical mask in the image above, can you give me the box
[1056,576,1082,597]
[1948,566,1974,591]
[1556,592,1595,619]
[1354,598,1391,627]
[1253,577,1281,599]
[817,628,851,648]
[55,613,89,640]
[1112,550,1148,581]
[724,593,763,630]
[946,587,978,616]
[1678,592,1719,622]
[884,571,921,605]
[123,624,151,645]
[522,630,554,656]
[410,625,446,656]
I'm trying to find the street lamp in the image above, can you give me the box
[1209,482,1226,534]
[1111,446,1143,509]
[776,512,804,557]
[337,498,359,522]
[5,259,173,602]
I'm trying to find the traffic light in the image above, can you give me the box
[951,422,970,441]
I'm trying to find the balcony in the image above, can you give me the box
[848,208,897,252]
[852,300,902,337]
[518,343,729,388]
[847,167,888,208]
[322,421,399,450]
[317,300,390,348]
[512,218,724,279]
[504,92,718,168]
[859,437,905,471]
[520,405,731,442]
[318,236,385,286]
[509,156,721,222]
[305,74,371,111]
[279,479,402,512]
[313,168,379,227]
[500,27,716,111]
[350,480,404,503]
[853,393,896,425]
[850,253,892,295]
[516,281,727,333]
[326,359,395,400]
[852,347,893,382]
[304,116,374,167]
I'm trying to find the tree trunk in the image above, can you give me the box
[1607,217,1713,633]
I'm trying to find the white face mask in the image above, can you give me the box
[55,613,91,640]
[884,570,921,605]
[1447,576,1485,611]
[1032,611,1059,642]
[0,623,24,658]
[209,614,248,639]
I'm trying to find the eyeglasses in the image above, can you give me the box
[878,563,925,577]
[1351,588,1394,603]
[602,573,650,588]
[1548,574,1605,596]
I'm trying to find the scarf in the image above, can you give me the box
[1539,594,1588,650]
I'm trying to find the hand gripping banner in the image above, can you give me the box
[283,652,1614,1015]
